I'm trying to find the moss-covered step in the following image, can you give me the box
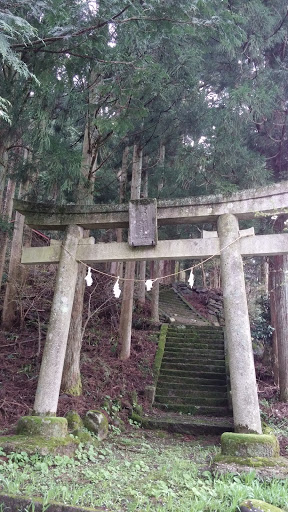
[157,375,227,386]
[132,411,234,435]
[160,363,226,373]
[154,403,231,416]
[162,355,225,364]
[159,368,227,379]
[165,344,225,352]
[155,395,228,406]
[156,385,227,395]
[153,322,230,425]
[164,347,225,356]
[159,288,210,325]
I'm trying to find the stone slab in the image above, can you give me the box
[128,199,157,246]
[21,233,288,265]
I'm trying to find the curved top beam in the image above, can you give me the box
[14,181,288,230]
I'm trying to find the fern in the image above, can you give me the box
[0,10,39,82]
[0,96,11,124]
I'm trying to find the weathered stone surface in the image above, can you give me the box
[14,180,288,229]
[221,432,280,458]
[83,411,109,441]
[33,224,83,415]
[128,199,157,246]
[21,233,288,265]
[0,493,105,511]
[218,214,262,434]
[65,411,83,431]
[0,435,80,456]
[239,499,285,512]
[16,416,68,438]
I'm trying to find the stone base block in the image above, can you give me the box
[221,432,280,458]
[240,499,285,512]
[0,435,80,456]
[16,416,68,439]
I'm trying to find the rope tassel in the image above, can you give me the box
[85,267,93,287]
[113,277,121,298]
[188,269,194,288]
[145,279,154,291]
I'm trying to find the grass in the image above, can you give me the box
[1,428,288,512]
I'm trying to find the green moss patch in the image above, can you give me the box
[0,434,83,456]
[153,323,168,385]
[221,432,280,458]
[240,499,285,512]
[16,416,68,439]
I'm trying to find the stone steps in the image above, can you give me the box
[137,413,234,435]
[153,321,231,421]
[158,288,210,325]
[138,287,233,435]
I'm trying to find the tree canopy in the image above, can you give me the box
[1,0,288,203]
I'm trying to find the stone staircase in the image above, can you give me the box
[138,287,234,435]
[154,325,230,417]
[159,286,209,325]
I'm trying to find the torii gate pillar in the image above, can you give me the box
[33,224,83,415]
[217,214,262,434]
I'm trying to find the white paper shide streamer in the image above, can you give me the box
[85,267,93,287]
[145,279,153,291]
[188,269,194,288]
[113,277,121,298]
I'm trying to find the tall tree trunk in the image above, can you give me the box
[61,69,99,395]
[2,149,31,328]
[150,143,165,314]
[269,216,288,399]
[269,257,279,386]
[0,178,16,287]
[119,143,142,360]
[137,167,148,304]
[0,142,9,211]
[2,210,25,327]
[112,145,129,279]
[151,260,159,323]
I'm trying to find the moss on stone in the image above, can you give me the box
[83,410,109,441]
[16,416,68,439]
[72,430,97,446]
[153,324,168,385]
[0,434,82,456]
[240,499,285,512]
[62,377,83,397]
[65,411,83,431]
[221,432,280,458]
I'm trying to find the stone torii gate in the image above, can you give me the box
[14,181,288,435]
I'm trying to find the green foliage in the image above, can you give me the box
[1,433,288,511]
[251,295,273,346]
[0,8,39,80]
